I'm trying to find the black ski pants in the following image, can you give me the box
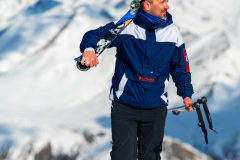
[110,101,167,160]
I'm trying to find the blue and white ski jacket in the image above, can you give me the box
[80,12,194,109]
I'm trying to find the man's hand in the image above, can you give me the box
[184,97,193,112]
[81,51,99,68]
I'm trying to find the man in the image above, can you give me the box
[80,0,194,159]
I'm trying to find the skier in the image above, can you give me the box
[79,0,194,159]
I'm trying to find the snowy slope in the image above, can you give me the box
[0,0,240,159]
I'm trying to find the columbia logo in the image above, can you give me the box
[138,76,154,83]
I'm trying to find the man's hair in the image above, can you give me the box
[140,0,153,9]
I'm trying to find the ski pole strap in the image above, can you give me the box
[202,102,217,133]
[196,106,208,144]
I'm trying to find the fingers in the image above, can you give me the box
[81,56,86,65]
[80,51,99,68]
[95,58,99,67]
[81,59,96,67]
[184,97,193,112]
[90,59,95,67]
[88,59,98,67]
[185,104,193,112]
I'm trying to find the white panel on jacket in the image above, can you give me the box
[116,74,128,99]
[160,78,169,104]
[155,24,184,47]
[120,22,146,40]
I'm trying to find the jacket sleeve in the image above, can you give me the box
[80,22,118,53]
[170,42,194,99]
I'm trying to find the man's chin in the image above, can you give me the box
[160,14,167,20]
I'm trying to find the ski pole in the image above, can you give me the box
[168,102,200,115]
[168,96,217,144]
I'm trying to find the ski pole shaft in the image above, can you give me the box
[168,104,193,112]
[167,105,185,111]
[168,102,201,115]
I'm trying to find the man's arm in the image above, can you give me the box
[170,43,194,111]
[79,22,118,68]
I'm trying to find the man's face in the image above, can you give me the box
[144,0,169,19]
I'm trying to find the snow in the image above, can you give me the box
[0,0,240,159]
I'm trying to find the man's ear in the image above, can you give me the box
[142,1,151,11]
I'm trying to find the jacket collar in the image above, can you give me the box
[134,9,173,31]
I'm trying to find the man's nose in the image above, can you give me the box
[165,3,169,9]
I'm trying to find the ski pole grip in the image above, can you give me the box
[193,102,200,109]
[75,55,90,71]
[201,96,207,104]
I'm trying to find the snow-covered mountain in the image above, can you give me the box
[0,0,239,159]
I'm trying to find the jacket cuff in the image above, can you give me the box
[182,92,193,100]
[84,47,95,53]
